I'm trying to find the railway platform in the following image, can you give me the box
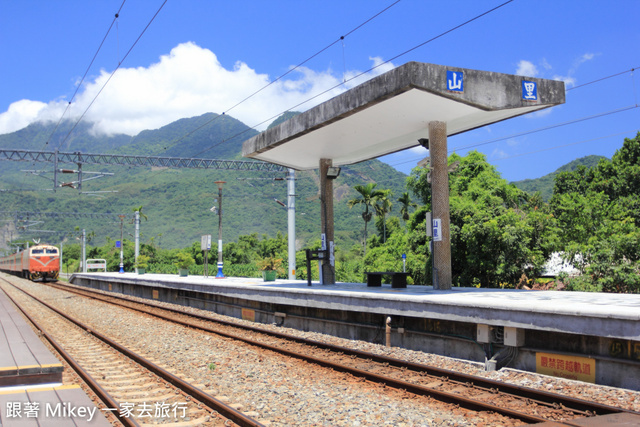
[0,384,112,426]
[0,288,64,389]
[70,272,640,391]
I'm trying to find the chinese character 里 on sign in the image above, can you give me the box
[522,80,537,101]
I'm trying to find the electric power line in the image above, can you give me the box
[44,1,127,152]
[182,0,516,159]
[55,0,168,151]
[153,0,404,156]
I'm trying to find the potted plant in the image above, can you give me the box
[175,252,195,277]
[135,255,150,274]
[257,256,283,281]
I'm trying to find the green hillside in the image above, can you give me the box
[0,120,131,152]
[512,155,607,200]
[0,113,408,250]
[116,112,257,159]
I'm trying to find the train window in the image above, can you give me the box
[46,248,58,254]
[32,249,44,254]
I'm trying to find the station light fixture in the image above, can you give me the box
[326,166,341,180]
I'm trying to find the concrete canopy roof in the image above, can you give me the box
[242,62,565,170]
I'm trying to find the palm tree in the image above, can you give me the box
[347,183,385,256]
[398,192,417,222]
[374,190,393,243]
[132,205,148,222]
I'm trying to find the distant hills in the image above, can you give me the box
[0,113,407,250]
[511,155,608,200]
[0,113,611,250]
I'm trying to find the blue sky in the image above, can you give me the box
[1,0,638,182]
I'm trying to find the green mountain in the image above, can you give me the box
[0,113,408,251]
[512,155,608,200]
[0,120,131,152]
[116,113,257,159]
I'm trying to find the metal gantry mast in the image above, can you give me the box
[0,149,288,172]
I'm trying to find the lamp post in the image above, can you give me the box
[214,181,226,278]
[82,228,87,273]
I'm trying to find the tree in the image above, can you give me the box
[374,189,393,242]
[549,132,640,293]
[408,150,553,287]
[347,183,385,256]
[132,205,148,221]
[398,191,417,222]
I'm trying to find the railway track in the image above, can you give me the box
[38,280,640,426]
[0,276,264,427]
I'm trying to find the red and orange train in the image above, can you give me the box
[0,244,60,281]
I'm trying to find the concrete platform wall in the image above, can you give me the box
[71,275,640,391]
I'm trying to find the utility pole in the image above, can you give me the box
[134,210,140,273]
[82,229,86,273]
[214,181,225,278]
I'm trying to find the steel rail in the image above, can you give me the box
[0,280,137,427]
[6,280,264,427]
[48,282,597,425]
[56,281,630,418]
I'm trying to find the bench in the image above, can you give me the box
[366,272,409,288]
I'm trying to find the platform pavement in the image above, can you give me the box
[0,287,64,389]
[70,272,640,341]
[0,384,112,426]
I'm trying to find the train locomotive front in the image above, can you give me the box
[0,244,60,281]
[26,244,60,281]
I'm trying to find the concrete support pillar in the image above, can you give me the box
[319,159,335,284]
[287,168,296,280]
[429,121,452,290]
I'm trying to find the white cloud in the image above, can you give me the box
[577,52,595,65]
[0,99,65,135]
[552,74,576,88]
[0,42,396,137]
[516,60,538,77]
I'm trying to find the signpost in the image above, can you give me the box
[432,219,442,242]
[201,234,211,277]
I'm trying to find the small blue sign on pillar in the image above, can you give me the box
[446,70,464,92]
[433,219,442,242]
[522,80,538,101]
[115,240,121,248]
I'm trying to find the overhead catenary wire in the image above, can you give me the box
[138,0,403,183]
[182,0,516,160]
[30,1,636,196]
[566,66,638,92]
[151,0,403,156]
[41,0,128,153]
[451,104,639,153]
[55,0,168,152]
[381,67,640,173]
[37,0,516,185]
